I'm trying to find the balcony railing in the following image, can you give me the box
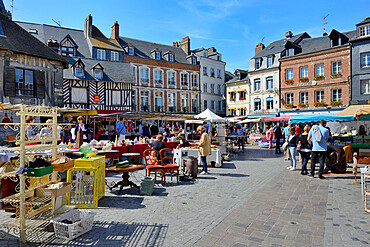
[141,105,149,112]
[154,105,163,112]
[140,78,149,83]
[155,79,163,84]
[168,106,176,112]
[168,80,176,85]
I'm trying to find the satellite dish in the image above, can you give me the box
[312,80,317,85]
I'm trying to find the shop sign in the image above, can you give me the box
[94,95,100,103]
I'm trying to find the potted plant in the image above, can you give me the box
[285,79,294,84]
[299,102,308,108]
[314,75,325,80]
[314,101,325,107]
[239,97,246,100]
[285,103,294,108]
[331,100,342,106]
[331,73,342,78]
[299,77,309,82]
[230,98,235,101]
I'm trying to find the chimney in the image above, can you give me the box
[255,43,265,55]
[84,14,93,38]
[7,10,11,20]
[180,36,190,55]
[111,21,119,41]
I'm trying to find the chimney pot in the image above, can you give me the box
[84,14,93,38]
[7,10,11,20]
[255,43,265,55]
[111,21,120,41]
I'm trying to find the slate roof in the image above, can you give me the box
[0,14,67,65]
[118,37,192,64]
[89,26,123,52]
[356,18,370,26]
[290,30,356,56]
[252,32,310,59]
[64,57,134,83]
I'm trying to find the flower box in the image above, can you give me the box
[285,79,294,84]
[299,103,308,108]
[299,77,309,82]
[239,97,246,100]
[285,103,294,108]
[230,98,235,101]
[331,73,342,79]
[315,75,325,80]
[331,100,342,106]
[314,101,325,107]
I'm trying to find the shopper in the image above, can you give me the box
[274,123,283,154]
[197,125,211,175]
[295,124,302,135]
[75,116,88,142]
[152,134,166,154]
[115,117,126,144]
[236,125,245,151]
[63,115,73,143]
[265,125,273,149]
[308,120,330,179]
[287,127,298,171]
[298,125,312,175]
[142,123,151,138]
[150,122,159,136]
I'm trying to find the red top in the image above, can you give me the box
[296,126,302,135]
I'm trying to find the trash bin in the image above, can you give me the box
[140,176,155,195]
[184,156,198,179]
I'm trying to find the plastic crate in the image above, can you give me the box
[51,209,96,240]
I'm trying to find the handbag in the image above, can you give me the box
[297,141,301,151]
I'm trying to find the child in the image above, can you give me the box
[148,151,158,166]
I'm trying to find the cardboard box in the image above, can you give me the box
[52,160,74,172]
[36,182,72,198]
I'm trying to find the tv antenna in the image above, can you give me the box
[262,37,265,43]
[10,0,14,14]
[52,19,61,27]
[323,14,329,33]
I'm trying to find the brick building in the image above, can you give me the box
[280,29,356,116]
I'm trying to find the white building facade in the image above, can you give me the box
[226,70,250,117]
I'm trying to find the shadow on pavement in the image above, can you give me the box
[219,162,236,169]
[196,176,217,180]
[99,196,146,209]
[217,173,249,178]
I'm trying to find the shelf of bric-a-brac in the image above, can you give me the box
[0,104,74,243]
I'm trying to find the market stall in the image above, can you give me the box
[174,146,222,169]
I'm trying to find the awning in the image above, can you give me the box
[253,98,261,102]
[228,90,236,94]
[237,107,247,110]
[237,89,246,92]
[261,116,290,122]
[239,118,261,124]
[335,105,370,116]
[266,97,273,101]
[288,114,355,124]
[247,114,277,119]
[228,107,236,111]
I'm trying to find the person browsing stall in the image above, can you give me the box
[63,115,73,143]
[116,117,126,144]
[152,134,166,154]
[287,127,299,171]
[75,116,88,141]
[197,125,211,175]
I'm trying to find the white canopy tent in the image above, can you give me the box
[194,109,226,123]
[238,118,261,124]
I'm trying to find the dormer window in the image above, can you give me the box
[192,57,197,65]
[287,48,294,56]
[75,68,84,77]
[203,51,208,57]
[97,49,106,60]
[359,25,370,37]
[168,54,174,62]
[217,55,221,61]
[60,35,77,57]
[111,51,119,61]
[72,59,85,78]
[94,69,103,80]
[128,47,134,56]
[267,56,274,68]
[255,58,262,69]
[155,52,161,60]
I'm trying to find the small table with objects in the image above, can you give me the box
[105,164,144,194]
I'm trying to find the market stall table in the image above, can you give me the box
[72,150,120,158]
[361,167,370,201]
[105,165,144,194]
[173,147,222,169]
[165,141,179,150]
[122,153,140,166]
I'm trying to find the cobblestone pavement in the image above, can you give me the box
[0,146,368,246]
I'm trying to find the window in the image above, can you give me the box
[111,51,119,61]
[131,67,137,82]
[203,83,208,92]
[300,92,308,104]
[361,79,370,94]
[154,70,163,84]
[71,87,87,103]
[192,94,199,112]
[230,92,236,101]
[210,68,215,77]
[167,71,176,86]
[267,56,273,68]
[168,54,174,62]
[112,91,121,105]
[358,25,370,37]
[140,91,149,111]
[230,109,236,116]
[217,85,221,94]
[217,69,222,79]
[203,51,208,57]
[315,91,324,102]
[315,64,324,76]
[191,74,198,87]
[204,100,208,109]
[211,84,215,94]
[181,73,188,86]
[168,93,176,112]
[255,58,262,69]
[211,100,215,110]
[192,57,197,65]
[286,69,293,80]
[94,69,103,79]
[239,91,246,100]
[254,79,261,91]
[254,99,261,111]
[29,29,38,34]
[266,77,273,90]
[154,92,163,112]
[155,52,161,60]
[74,68,84,77]
[203,67,208,76]
[140,68,149,83]
[61,39,75,57]
[218,101,222,111]
[15,68,34,96]
[266,98,273,110]
[286,93,293,104]
[131,90,136,111]
[332,61,342,74]
[97,49,106,60]
[332,89,342,102]
[181,94,189,112]
[128,47,134,56]
[240,108,246,116]
[361,52,370,67]
[217,55,221,61]
[300,66,308,78]
[287,48,294,56]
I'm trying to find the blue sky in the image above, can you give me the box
[6,0,370,72]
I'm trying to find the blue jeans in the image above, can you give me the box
[311,151,326,177]
[300,151,311,172]
[289,147,297,168]
[200,156,207,173]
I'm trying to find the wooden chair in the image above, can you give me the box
[160,148,179,184]
[143,149,164,185]
[364,173,370,213]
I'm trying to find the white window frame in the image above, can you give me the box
[97,49,106,60]
[128,47,134,56]
[254,100,261,111]
[315,90,325,102]
[315,64,325,76]
[168,92,176,112]
[167,70,176,86]
[332,89,342,102]
[180,72,189,87]
[94,69,103,80]
[140,91,150,111]
[74,68,84,77]
[154,91,163,112]
[286,69,293,80]
[191,94,199,112]
[155,52,161,60]
[154,69,163,85]
[266,98,273,110]
[217,69,222,79]
[300,92,308,104]
[203,83,208,93]
[266,77,273,90]
[358,25,370,37]
[211,84,215,94]
[286,93,293,104]
[192,57,197,65]
[181,93,189,112]
[360,79,370,94]
[203,67,208,76]
[361,52,370,68]
[131,66,137,82]
[300,66,308,78]
[168,54,174,62]
[267,56,273,68]
[210,68,215,77]
[191,73,198,87]
[139,66,150,84]
[254,79,261,91]
[217,84,221,94]
[111,51,119,61]
[255,58,261,69]
[332,61,342,74]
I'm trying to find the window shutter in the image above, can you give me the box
[35,70,45,99]
[4,67,16,97]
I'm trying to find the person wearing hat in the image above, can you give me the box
[63,115,74,143]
